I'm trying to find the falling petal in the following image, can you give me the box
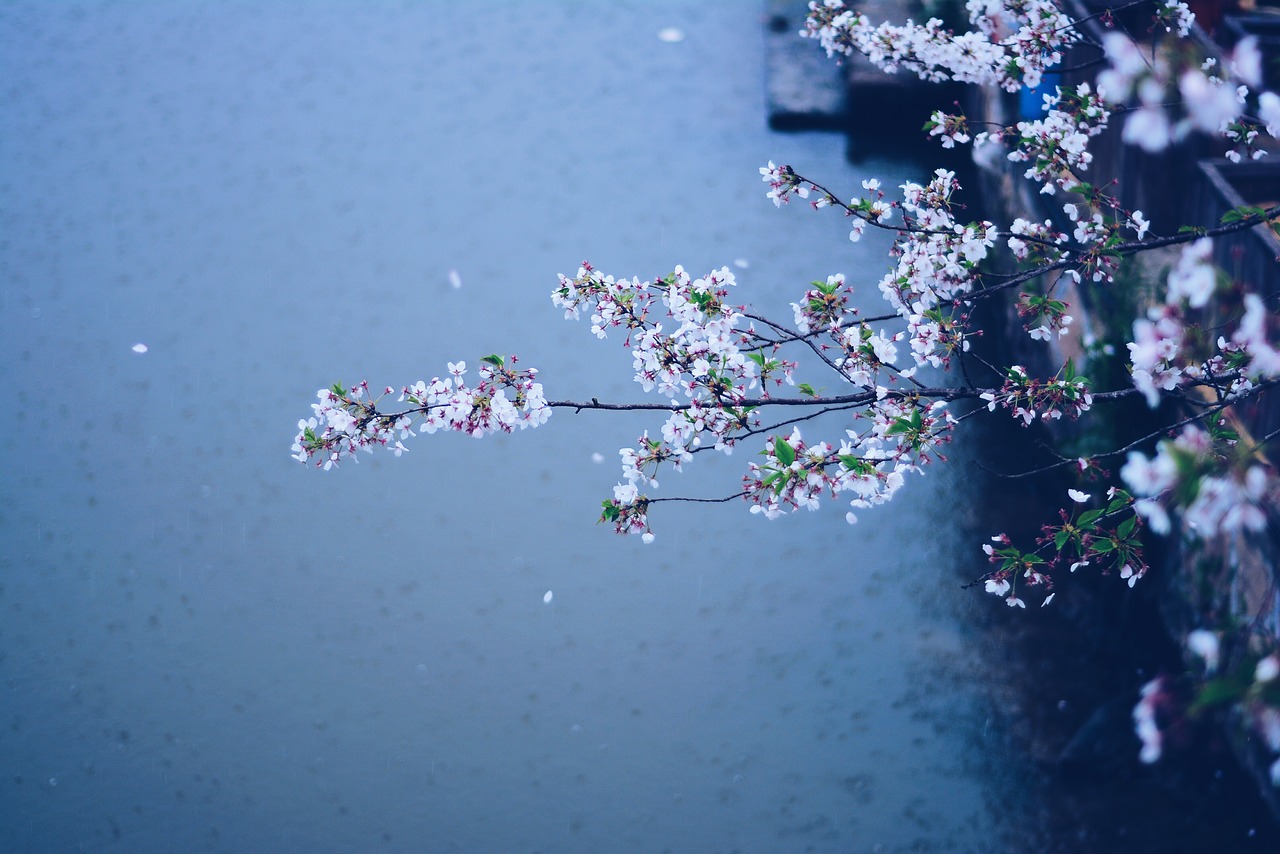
[131,343,148,353]
[543,590,553,604]
[591,452,604,463]
[657,27,684,43]
[448,269,462,289]
[733,258,749,269]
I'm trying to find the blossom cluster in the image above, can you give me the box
[877,169,990,368]
[1005,216,1067,263]
[807,0,1279,162]
[1127,238,1280,409]
[791,273,853,333]
[983,487,1146,606]
[1133,677,1170,764]
[1122,424,1274,538]
[555,262,806,538]
[802,0,1079,92]
[1135,634,1280,779]
[741,395,954,525]
[999,83,1110,195]
[979,362,1093,425]
[291,357,550,470]
[759,161,811,209]
[552,262,773,404]
[1098,25,1274,158]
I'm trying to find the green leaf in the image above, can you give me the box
[1053,529,1070,550]
[1079,509,1104,527]
[690,290,715,311]
[839,454,866,472]
[1117,515,1137,539]
[798,383,818,397]
[1106,498,1130,515]
[746,352,766,367]
[762,471,790,495]
[774,437,796,467]
[1192,676,1245,711]
[1221,205,1266,224]
[481,354,505,368]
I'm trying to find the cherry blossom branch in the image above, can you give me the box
[740,309,846,377]
[980,380,1279,480]
[295,0,1280,633]
[963,203,1280,303]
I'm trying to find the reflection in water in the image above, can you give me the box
[0,2,1062,852]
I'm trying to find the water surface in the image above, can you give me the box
[2,3,1018,851]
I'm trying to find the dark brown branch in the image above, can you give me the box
[979,377,1280,479]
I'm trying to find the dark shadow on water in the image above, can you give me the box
[840,84,969,170]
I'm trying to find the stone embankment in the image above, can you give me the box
[765,0,935,131]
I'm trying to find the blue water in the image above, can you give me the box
[1,3,1019,851]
